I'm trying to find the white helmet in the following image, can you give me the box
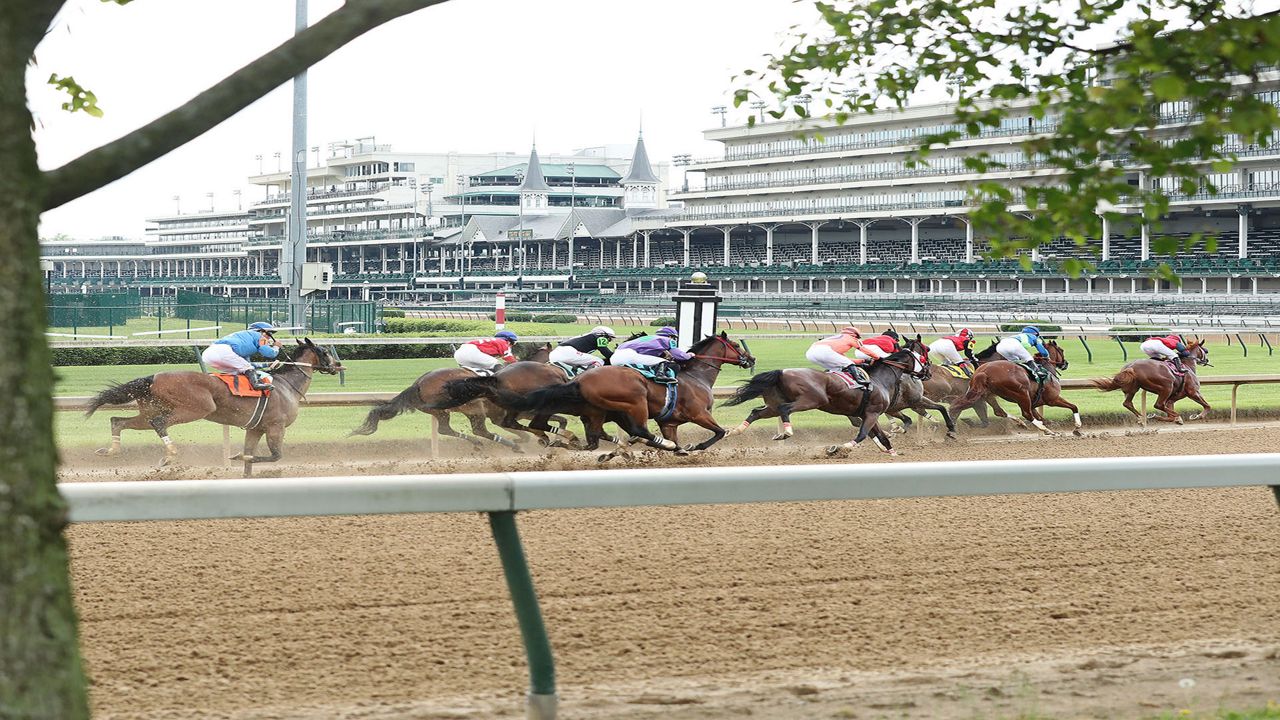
[591,325,616,338]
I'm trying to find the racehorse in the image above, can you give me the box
[724,347,932,456]
[85,338,343,475]
[732,335,962,438]
[476,332,755,459]
[1090,341,1211,424]
[949,340,1081,436]
[349,342,558,449]
[921,340,1008,426]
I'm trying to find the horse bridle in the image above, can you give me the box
[691,336,755,369]
[879,351,928,378]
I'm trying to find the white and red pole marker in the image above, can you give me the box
[495,291,507,331]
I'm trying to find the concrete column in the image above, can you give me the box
[599,240,606,268]
[682,230,691,266]
[1238,205,1249,258]
[1201,277,1207,293]
[964,220,974,263]
[615,239,621,268]
[810,223,820,264]
[1226,277,1233,294]
[1253,277,1259,294]
[907,218,922,264]
[723,227,732,266]
[642,231,651,267]
[1108,278,1114,293]
[859,223,869,265]
[631,236,638,268]
[1064,278,1070,293]
[1100,216,1110,261]
[551,240,558,269]
[765,226,774,266]
[1140,223,1150,261]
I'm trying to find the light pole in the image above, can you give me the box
[793,94,813,115]
[673,154,692,192]
[566,162,576,209]
[273,151,282,172]
[711,105,727,127]
[206,192,215,212]
[233,189,242,210]
[311,145,320,165]
[457,173,470,273]
[423,180,434,274]
[255,154,263,174]
[172,195,181,215]
[514,169,525,273]
[750,101,767,122]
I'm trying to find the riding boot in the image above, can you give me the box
[842,363,869,386]
[242,369,272,391]
[658,361,678,381]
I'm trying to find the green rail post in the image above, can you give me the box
[1236,334,1248,358]
[328,344,345,387]
[1113,337,1127,361]
[1077,335,1093,363]
[487,510,557,720]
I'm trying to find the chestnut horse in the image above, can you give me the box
[727,335,957,440]
[1090,341,1211,424]
[478,332,755,459]
[86,338,343,475]
[349,343,556,449]
[950,340,1081,436]
[921,340,1009,426]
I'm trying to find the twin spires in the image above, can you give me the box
[518,144,550,216]
[622,130,658,210]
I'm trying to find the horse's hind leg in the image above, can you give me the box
[97,412,154,456]
[774,397,825,440]
[1121,388,1142,420]
[1151,389,1181,424]
[469,412,520,451]
[728,404,780,436]
[914,398,957,438]
[239,427,265,476]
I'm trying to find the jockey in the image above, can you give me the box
[854,329,900,363]
[804,326,872,382]
[549,326,616,370]
[454,330,519,374]
[1141,333,1189,362]
[612,326,692,378]
[202,321,280,391]
[996,325,1048,373]
[928,328,976,368]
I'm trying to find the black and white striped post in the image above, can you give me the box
[672,271,722,351]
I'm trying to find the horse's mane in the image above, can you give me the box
[974,340,1000,360]
[516,342,551,361]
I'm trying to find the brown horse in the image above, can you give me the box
[86,338,344,475]
[349,342,556,449]
[1090,341,1211,424]
[921,340,1008,426]
[950,340,1081,436]
[723,347,931,456]
[732,335,952,440]
[480,332,755,459]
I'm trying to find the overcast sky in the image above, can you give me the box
[31,0,816,239]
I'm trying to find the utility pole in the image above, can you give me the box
[283,0,309,329]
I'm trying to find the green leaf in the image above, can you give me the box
[1150,75,1186,100]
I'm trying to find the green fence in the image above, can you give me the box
[47,290,141,330]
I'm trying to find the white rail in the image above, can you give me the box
[132,325,221,336]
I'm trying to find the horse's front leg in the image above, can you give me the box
[1043,392,1083,436]
[684,409,728,452]
[1186,386,1212,420]
[828,410,892,456]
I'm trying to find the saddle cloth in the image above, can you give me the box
[940,363,972,379]
[827,367,868,387]
[551,361,590,380]
[1019,363,1049,384]
[1163,359,1187,376]
[621,364,677,385]
[214,373,271,398]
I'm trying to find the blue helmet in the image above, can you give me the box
[495,330,518,342]
[248,321,276,333]
[656,327,678,339]
[1022,326,1040,336]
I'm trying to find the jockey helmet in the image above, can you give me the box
[1022,325,1040,336]
[959,327,972,338]
[248,321,276,334]
[840,326,861,337]
[883,329,900,341]
[656,327,679,339]
[591,325,617,338]
[495,330,518,342]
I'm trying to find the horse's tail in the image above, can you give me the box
[949,371,991,413]
[84,376,154,417]
[349,384,421,436]
[1090,367,1136,393]
[492,382,586,414]
[430,376,501,410]
[721,370,784,407]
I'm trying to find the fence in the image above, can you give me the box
[48,290,381,335]
[46,290,141,331]
[58,454,1280,720]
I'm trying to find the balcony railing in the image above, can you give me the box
[253,183,393,207]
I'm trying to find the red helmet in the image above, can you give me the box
[959,328,972,337]
[840,326,861,337]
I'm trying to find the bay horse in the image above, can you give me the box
[1090,341,1211,424]
[724,347,931,456]
[478,332,755,459]
[349,342,558,449]
[85,338,343,475]
[727,335,957,438]
[949,340,1081,436]
[921,340,1008,426]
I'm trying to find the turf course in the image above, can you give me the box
[55,328,1280,449]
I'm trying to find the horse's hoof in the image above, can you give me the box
[771,433,789,441]
[1189,412,1204,420]
[887,449,899,457]
[95,447,116,457]
[1174,418,1184,426]
[946,431,958,440]
[227,453,244,461]
[158,457,173,468]
[1073,429,1084,437]
[674,448,689,456]
[596,453,612,464]
[826,444,853,457]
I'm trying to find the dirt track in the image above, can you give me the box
[64,426,1280,719]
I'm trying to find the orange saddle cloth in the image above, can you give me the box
[213,373,271,397]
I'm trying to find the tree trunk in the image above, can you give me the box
[0,6,91,717]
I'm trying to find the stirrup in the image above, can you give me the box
[243,371,272,391]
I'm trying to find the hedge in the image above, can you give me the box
[531,314,577,324]
[52,342,459,366]
[1110,325,1171,343]
[490,311,534,322]
[385,318,488,334]
[649,317,677,326]
[997,320,1063,334]
[382,309,406,318]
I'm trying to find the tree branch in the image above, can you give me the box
[41,0,447,211]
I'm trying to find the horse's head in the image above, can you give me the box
[294,338,344,375]
[519,342,553,362]
[1044,340,1068,371]
[689,331,756,370]
[1188,340,1211,366]
[623,330,646,342]
[902,334,933,378]
[883,347,929,378]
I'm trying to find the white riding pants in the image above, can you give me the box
[454,344,503,372]
[549,345,604,368]
[1141,339,1179,360]
[852,345,888,362]
[202,343,253,373]
[805,344,851,371]
[928,339,964,365]
[611,347,664,367]
[996,337,1033,364]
